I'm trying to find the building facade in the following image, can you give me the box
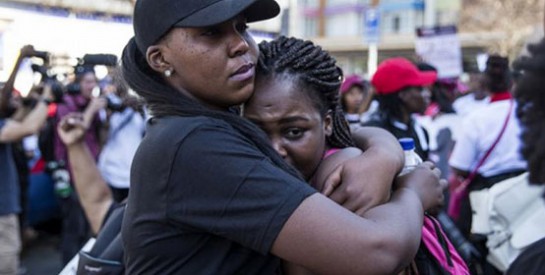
[290,0,492,77]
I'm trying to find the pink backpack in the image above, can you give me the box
[421,216,470,274]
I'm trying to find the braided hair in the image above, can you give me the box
[121,37,302,180]
[513,39,545,184]
[257,36,355,148]
[375,89,408,122]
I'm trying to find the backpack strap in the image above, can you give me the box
[77,204,126,274]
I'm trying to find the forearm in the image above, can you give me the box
[273,191,425,275]
[352,126,404,175]
[22,100,49,128]
[0,56,24,115]
[346,127,404,212]
[362,188,424,262]
[67,142,112,234]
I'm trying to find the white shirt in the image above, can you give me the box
[449,100,526,177]
[453,94,490,117]
[98,108,146,189]
[417,113,462,151]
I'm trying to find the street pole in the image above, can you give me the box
[424,0,436,27]
[368,44,378,77]
[367,0,380,77]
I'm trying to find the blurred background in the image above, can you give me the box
[0,0,543,90]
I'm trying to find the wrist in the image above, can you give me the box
[396,187,426,212]
[65,140,86,150]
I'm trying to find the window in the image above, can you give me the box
[393,16,400,33]
[304,18,318,37]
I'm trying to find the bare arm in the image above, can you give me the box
[0,45,37,117]
[57,114,113,234]
[322,127,404,215]
[0,100,48,142]
[273,163,443,275]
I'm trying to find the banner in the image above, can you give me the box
[415,25,462,78]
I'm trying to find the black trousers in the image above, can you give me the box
[59,193,91,264]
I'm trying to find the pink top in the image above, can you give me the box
[323,148,341,159]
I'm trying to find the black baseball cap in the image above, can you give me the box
[133,0,281,53]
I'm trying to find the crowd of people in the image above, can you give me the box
[1,0,544,274]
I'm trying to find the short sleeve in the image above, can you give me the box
[449,116,479,171]
[165,122,316,254]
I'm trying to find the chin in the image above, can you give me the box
[236,84,255,104]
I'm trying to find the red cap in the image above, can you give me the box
[340,74,364,94]
[371,58,437,95]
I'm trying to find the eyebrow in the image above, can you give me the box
[247,115,311,126]
[279,116,311,124]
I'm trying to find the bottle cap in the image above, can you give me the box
[399,138,415,151]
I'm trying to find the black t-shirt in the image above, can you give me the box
[122,116,316,274]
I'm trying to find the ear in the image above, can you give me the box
[324,112,333,137]
[146,45,171,75]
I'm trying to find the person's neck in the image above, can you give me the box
[399,109,411,125]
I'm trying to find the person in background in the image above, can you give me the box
[363,57,436,160]
[120,0,444,273]
[244,36,458,274]
[56,113,113,235]
[507,37,545,275]
[453,72,490,117]
[415,63,461,180]
[0,84,52,275]
[53,65,102,264]
[339,74,376,128]
[449,55,527,275]
[96,69,145,203]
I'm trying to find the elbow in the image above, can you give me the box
[359,231,418,274]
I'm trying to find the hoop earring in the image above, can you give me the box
[164,69,172,77]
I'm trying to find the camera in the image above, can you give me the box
[33,50,50,62]
[105,93,124,112]
[81,54,118,67]
[66,82,81,95]
[30,64,65,103]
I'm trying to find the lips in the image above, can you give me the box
[230,63,255,82]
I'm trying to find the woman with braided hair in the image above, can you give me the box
[505,37,545,275]
[245,36,390,210]
[119,0,445,273]
[246,36,467,275]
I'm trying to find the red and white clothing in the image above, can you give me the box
[449,92,526,177]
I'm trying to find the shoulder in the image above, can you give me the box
[149,116,244,144]
[311,147,363,191]
[140,116,262,162]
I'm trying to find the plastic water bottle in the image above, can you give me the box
[399,137,423,176]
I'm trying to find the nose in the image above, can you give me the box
[228,30,250,58]
[271,139,288,159]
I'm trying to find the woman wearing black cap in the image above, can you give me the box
[119,0,444,274]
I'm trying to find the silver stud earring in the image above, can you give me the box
[164,69,172,77]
